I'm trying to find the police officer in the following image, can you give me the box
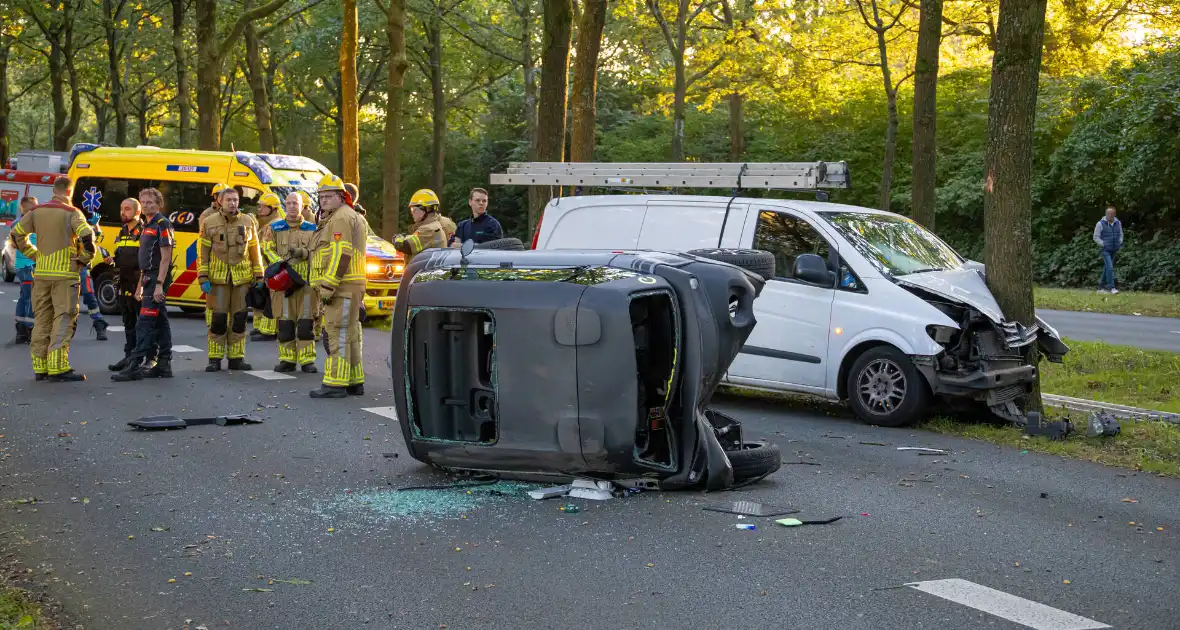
[309,175,366,398]
[263,192,318,373]
[9,176,97,382]
[250,192,283,342]
[107,198,145,372]
[393,189,447,264]
[198,185,264,372]
[112,188,175,381]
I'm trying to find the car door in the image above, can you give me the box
[728,207,836,390]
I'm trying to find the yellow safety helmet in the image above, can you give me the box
[318,174,352,205]
[258,192,282,210]
[211,183,228,198]
[409,189,440,210]
[297,190,314,208]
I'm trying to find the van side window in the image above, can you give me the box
[156,181,213,232]
[73,178,128,226]
[753,210,831,282]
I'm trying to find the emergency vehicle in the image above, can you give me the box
[2,153,69,282]
[62,144,404,316]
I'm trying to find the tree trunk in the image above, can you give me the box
[728,92,744,161]
[0,40,10,165]
[334,73,344,175]
[529,0,572,239]
[93,98,110,143]
[172,0,192,148]
[568,0,606,162]
[869,0,897,211]
[244,21,276,152]
[103,0,127,146]
[340,0,360,185]
[264,54,281,151]
[382,0,408,239]
[911,0,943,229]
[139,93,151,145]
[428,6,445,193]
[670,0,689,161]
[983,0,1048,412]
[47,41,68,151]
[195,0,221,149]
[521,1,537,161]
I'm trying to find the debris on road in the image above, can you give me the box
[776,516,843,527]
[734,524,756,531]
[128,414,264,430]
[1087,411,1121,437]
[568,479,614,501]
[897,447,949,455]
[1023,412,1072,440]
[703,501,798,517]
[317,480,540,524]
[527,485,571,500]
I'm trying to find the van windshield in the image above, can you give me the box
[819,211,963,276]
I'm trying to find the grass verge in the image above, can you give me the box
[1035,286,1180,318]
[921,414,1180,477]
[1040,338,1180,413]
[0,587,48,629]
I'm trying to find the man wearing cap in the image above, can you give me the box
[250,192,283,342]
[9,176,97,382]
[308,174,367,398]
[263,192,319,373]
[197,185,265,372]
[393,189,447,264]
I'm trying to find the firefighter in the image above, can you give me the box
[297,190,316,223]
[309,174,366,398]
[79,210,111,340]
[200,183,229,329]
[250,192,283,342]
[107,198,146,372]
[392,189,447,264]
[197,185,265,372]
[263,192,318,373]
[12,196,38,344]
[9,176,97,382]
[112,187,175,381]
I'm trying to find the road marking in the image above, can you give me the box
[244,370,296,381]
[363,406,398,421]
[1170,331,1180,334]
[906,579,1110,630]
[108,325,125,332]
[171,345,202,353]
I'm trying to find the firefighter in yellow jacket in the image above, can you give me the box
[393,189,447,264]
[198,185,265,371]
[262,192,319,373]
[200,183,229,328]
[309,175,367,398]
[9,176,97,382]
[250,192,282,342]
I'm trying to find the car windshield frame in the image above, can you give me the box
[818,211,964,277]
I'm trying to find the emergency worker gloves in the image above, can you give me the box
[200,280,212,294]
[287,247,309,260]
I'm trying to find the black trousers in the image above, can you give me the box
[117,292,140,355]
[129,277,172,362]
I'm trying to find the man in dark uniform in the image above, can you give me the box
[112,187,174,381]
[107,198,145,372]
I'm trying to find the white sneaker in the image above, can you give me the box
[1111,288,1120,294]
[1097,289,1109,294]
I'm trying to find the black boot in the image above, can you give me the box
[300,363,318,374]
[109,356,130,372]
[14,324,30,344]
[347,384,365,396]
[144,357,173,378]
[227,358,253,371]
[274,361,297,373]
[111,358,145,382]
[49,370,86,382]
[205,359,222,372]
[309,385,347,399]
[93,319,109,341]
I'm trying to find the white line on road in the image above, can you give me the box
[906,579,1110,630]
[362,406,398,421]
[108,325,125,332]
[171,345,202,353]
[1171,331,1180,334]
[244,370,296,381]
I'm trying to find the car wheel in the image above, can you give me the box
[94,270,121,315]
[474,237,525,251]
[2,257,13,283]
[846,346,928,427]
[686,248,776,280]
[725,440,782,481]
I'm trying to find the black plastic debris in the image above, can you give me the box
[703,501,799,518]
[1087,411,1121,437]
[128,414,264,431]
[1023,412,1072,440]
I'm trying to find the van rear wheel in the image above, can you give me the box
[846,346,927,427]
[686,248,775,280]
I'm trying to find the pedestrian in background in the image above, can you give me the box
[1093,204,1124,294]
[12,196,38,344]
[112,188,174,381]
[107,198,145,373]
[451,188,502,246]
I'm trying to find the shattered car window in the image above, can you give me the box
[414,266,639,285]
[819,211,964,277]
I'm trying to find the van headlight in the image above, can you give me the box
[926,325,957,345]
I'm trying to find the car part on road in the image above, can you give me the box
[128,413,264,430]
[703,501,798,517]
[389,247,778,490]
[776,516,843,527]
[1022,411,1072,440]
[1087,411,1121,437]
[897,447,949,455]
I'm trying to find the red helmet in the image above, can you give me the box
[266,266,294,293]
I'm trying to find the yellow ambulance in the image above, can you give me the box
[64,143,404,317]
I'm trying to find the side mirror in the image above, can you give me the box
[793,253,835,287]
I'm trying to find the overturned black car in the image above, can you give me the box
[388,246,783,490]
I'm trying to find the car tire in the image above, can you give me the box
[725,440,782,481]
[94,270,121,315]
[846,346,928,427]
[3,267,13,283]
[686,248,775,280]
[474,237,525,251]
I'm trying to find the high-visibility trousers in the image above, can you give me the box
[30,277,81,376]
[320,283,364,387]
[275,286,317,366]
[206,283,249,360]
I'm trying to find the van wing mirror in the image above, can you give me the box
[793,253,835,288]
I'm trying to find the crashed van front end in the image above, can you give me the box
[899,270,1069,424]
[388,248,773,490]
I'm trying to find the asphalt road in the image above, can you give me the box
[0,299,1177,629]
[1038,309,1180,353]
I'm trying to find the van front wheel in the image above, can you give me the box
[846,346,927,427]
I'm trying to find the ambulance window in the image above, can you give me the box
[238,186,261,213]
[73,177,129,225]
[153,180,213,233]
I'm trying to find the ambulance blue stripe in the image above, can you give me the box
[186,240,197,268]
[166,165,211,173]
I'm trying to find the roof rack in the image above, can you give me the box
[490,161,851,192]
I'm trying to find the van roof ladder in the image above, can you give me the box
[490,161,852,193]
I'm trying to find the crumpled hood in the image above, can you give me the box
[897,268,1005,323]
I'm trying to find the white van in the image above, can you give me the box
[529,193,1068,427]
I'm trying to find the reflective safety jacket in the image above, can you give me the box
[311,204,367,292]
[11,197,95,280]
[262,217,317,280]
[393,211,446,264]
[198,210,263,286]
